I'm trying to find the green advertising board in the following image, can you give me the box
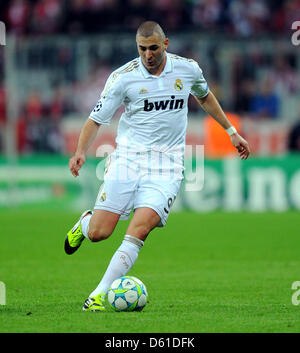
[0,154,300,212]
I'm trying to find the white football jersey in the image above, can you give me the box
[89,52,209,156]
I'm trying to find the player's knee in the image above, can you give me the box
[132,224,151,240]
[88,227,112,242]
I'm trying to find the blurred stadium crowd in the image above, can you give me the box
[2,0,299,36]
[0,0,300,155]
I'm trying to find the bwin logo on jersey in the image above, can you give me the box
[144,96,184,112]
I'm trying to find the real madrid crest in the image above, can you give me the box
[174,78,183,91]
[100,192,106,202]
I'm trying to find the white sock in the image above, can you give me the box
[89,235,144,297]
[81,214,91,239]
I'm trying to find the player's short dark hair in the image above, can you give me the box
[136,21,166,40]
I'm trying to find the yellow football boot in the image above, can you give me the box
[64,210,92,255]
[82,293,106,312]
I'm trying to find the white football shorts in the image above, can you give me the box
[94,150,183,227]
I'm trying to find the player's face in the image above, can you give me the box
[137,34,169,75]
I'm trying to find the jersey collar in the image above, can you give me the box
[139,52,173,78]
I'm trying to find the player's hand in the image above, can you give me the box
[69,152,86,177]
[231,133,250,160]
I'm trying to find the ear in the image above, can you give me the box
[164,38,169,50]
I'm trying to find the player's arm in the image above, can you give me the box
[70,70,125,177]
[69,119,101,177]
[195,91,250,159]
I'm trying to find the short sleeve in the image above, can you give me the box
[89,71,125,125]
[190,62,210,98]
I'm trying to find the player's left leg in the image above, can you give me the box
[125,207,161,241]
[83,207,160,311]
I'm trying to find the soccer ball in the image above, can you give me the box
[129,276,148,310]
[107,275,148,312]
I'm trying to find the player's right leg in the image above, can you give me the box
[64,209,121,311]
[83,207,160,311]
[64,210,120,255]
[64,209,92,255]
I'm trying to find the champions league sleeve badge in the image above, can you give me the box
[93,99,103,112]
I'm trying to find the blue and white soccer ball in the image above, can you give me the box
[107,275,148,312]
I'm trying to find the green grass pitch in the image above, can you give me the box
[1,210,300,333]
